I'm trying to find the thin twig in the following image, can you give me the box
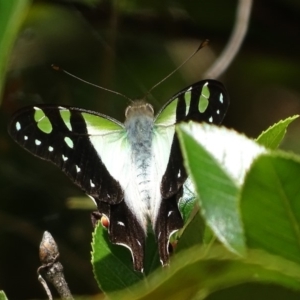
[38,231,74,300]
[203,0,253,79]
[38,274,53,300]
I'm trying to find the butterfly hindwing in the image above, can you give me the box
[95,201,146,272]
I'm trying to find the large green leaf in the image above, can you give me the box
[241,153,300,264]
[177,123,267,256]
[111,245,300,300]
[256,115,299,149]
[0,0,31,99]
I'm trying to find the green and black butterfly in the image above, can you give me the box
[8,79,229,272]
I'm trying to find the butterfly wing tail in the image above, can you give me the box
[97,200,146,272]
[155,191,184,266]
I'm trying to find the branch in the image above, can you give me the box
[203,0,253,79]
[38,231,74,300]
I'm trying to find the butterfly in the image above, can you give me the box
[8,79,229,272]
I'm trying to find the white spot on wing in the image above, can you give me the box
[168,211,173,217]
[48,146,54,152]
[90,180,95,188]
[177,170,181,178]
[219,93,224,104]
[209,116,213,123]
[217,109,220,114]
[16,122,21,131]
[64,137,74,148]
[136,239,141,246]
[62,155,68,161]
[35,139,41,146]
[24,135,28,140]
[76,165,81,173]
[117,221,125,227]
[186,86,192,92]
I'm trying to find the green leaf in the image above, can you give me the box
[175,211,205,253]
[241,153,300,265]
[91,223,160,296]
[91,223,143,294]
[0,0,31,99]
[256,115,299,149]
[179,178,197,223]
[112,246,300,300]
[0,291,8,300]
[177,123,263,256]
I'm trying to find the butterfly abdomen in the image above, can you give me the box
[124,102,157,218]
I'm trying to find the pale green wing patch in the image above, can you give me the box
[154,82,213,127]
[57,107,125,135]
[155,97,178,126]
[59,108,72,131]
[199,82,209,112]
[85,117,130,192]
[33,107,53,134]
[82,112,124,134]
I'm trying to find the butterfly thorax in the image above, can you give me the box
[124,101,155,220]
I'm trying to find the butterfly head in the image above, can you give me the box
[125,101,154,122]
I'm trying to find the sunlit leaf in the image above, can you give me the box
[177,123,266,256]
[256,115,299,149]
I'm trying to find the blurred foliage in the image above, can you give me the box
[0,0,31,97]
[0,0,300,299]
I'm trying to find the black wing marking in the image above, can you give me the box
[154,188,184,266]
[155,80,229,266]
[159,79,230,197]
[8,105,124,204]
[96,201,146,272]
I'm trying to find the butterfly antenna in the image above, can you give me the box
[144,39,209,98]
[51,64,132,102]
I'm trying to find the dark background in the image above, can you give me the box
[0,0,300,299]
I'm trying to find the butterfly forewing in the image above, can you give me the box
[8,105,124,204]
[155,79,229,126]
[152,80,229,264]
[155,79,229,198]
